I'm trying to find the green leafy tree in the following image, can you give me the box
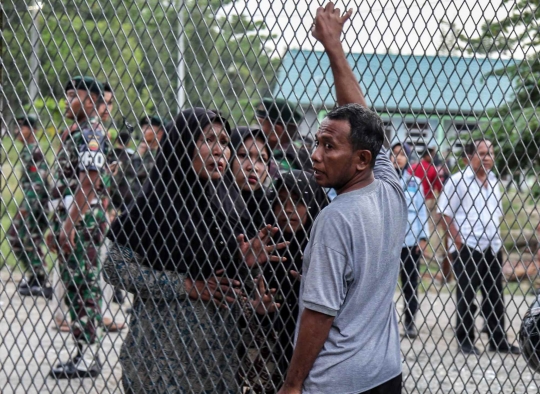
[3,1,150,132]
[456,0,540,186]
[3,0,278,130]
[133,0,279,124]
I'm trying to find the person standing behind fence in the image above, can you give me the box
[256,99,312,176]
[229,126,272,235]
[411,147,443,259]
[278,4,407,393]
[47,76,109,379]
[265,171,328,391]
[390,142,428,339]
[438,139,520,355]
[7,114,52,299]
[96,82,128,327]
[133,115,166,187]
[104,108,285,393]
[51,81,125,333]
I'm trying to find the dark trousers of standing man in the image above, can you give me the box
[453,246,506,348]
[400,247,421,325]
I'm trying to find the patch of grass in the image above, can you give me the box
[501,192,536,234]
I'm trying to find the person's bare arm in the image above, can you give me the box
[442,214,462,251]
[277,309,334,394]
[312,2,367,107]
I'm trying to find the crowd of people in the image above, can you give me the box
[4,2,526,393]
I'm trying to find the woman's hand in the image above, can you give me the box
[289,270,302,281]
[237,224,289,267]
[184,269,243,309]
[251,275,280,315]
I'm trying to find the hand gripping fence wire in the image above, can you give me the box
[1,0,540,392]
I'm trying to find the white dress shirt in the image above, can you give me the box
[438,167,503,253]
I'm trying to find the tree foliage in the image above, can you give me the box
[2,0,277,131]
[455,0,540,183]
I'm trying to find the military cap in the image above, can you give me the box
[256,98,303,125]
[139,115,166,127]
[15,114,38,128]
[64,76,104,97]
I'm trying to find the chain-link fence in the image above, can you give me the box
[2,0,540,393]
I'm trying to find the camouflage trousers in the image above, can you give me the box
[7,199,48,278]
[54,204,108,345]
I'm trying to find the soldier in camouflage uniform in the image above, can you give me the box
[47,76,109,379]
[256,98,313,177]
[7,114,52,298]
[133,115,166,190]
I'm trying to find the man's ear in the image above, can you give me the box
[355,150,372,171]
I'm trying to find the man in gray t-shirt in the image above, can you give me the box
[278,3,407,394]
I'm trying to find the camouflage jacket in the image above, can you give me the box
[19,143,50,203]
[50,118,109,200]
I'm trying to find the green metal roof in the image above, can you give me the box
[275,49,517,115]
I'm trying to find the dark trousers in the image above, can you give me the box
[453,246,506,347]
[358,373,402,394]
[400,247,421,324]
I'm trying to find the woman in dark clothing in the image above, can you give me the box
[229,126,272,235]
[229,127,277,391]
[268,171,329,385]
[240,171,328,393]
[104,108,285,393]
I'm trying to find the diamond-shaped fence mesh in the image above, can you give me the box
[1,0,540,392]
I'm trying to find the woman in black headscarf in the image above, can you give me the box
[238,170,329,393]
[268,171,329,389]
[229,126,272,235]
[104,108,284,393]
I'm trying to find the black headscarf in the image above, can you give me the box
[108,108,243,278]
[266,170,329,278]
[229,126,272,237]
[265,170,329,369]
[391,142,413,174]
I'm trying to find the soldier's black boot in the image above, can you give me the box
[35,275,53,299]
[17,277,34,296]
[20,275,53,299]
[113,288,125,305]
[49,344,101,379]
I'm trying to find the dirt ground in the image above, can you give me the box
[2,270,540,394]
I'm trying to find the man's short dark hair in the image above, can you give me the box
[326,103,384,167]
[103,83,113,94]
[463,138,489,157]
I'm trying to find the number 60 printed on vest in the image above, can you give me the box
[79,150,105,169]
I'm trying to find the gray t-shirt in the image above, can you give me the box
[296,149,407,394]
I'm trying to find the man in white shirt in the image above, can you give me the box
[439,139,519,355]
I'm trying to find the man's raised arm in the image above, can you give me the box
[312,2,367,107]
